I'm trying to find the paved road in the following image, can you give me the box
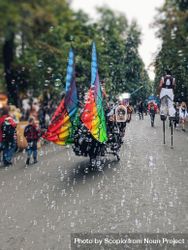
[0,114,188,250]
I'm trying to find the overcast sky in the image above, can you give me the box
[71,0,164,80]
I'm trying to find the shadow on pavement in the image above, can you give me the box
[59,156,120,189]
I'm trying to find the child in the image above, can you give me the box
[24,117,41,165]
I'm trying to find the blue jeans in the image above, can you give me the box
[26,141,38,161]
[2,142,16,165]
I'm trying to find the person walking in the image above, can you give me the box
[159,69,176,120]
[0,108,9,159]
[138,101,144,120]
[1,116,17,166]
[148,101,158,127]
[179,102,188,131]
[24,117,41,165]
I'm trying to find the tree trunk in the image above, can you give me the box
[2,31,19,106]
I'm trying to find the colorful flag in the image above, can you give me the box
[43,49,78,145]
[81,43,107,143]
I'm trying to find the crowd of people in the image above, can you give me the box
[0,91,57,167]
[0,85,187,167]
[136,99,188,130]
[135,70,188,130]
[0,96,133,167]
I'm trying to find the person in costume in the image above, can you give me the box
[159,69,176,120]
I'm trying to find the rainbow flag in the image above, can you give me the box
[43,49,78,145]
[81,43,107,143]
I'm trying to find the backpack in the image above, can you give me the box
[2,121,16,142]
[24,125,39,142]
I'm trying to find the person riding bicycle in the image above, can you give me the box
[159,69,176,121]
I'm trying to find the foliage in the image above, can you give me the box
[154,0,188,102]
[0,1,151,105]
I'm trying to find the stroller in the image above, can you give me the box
[73,124,106,167]
[73,104,128,167]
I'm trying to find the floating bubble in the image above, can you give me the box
[49,26,54,32]
[54,78,62,87]
[44,80,50,86]
[37,60,43,68]
[11,79,15,85]
[47,67,53,74]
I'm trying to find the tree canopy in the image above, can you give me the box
[154,0,188,102]
[0,1,151,106]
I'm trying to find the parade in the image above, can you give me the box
[0,43,135,168]
[0,44,187,167]
[0,0,188,249]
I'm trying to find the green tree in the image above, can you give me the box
[154,0,188,102]
[0,2,151,106]
[0,0,71,105]
[93,7,151,102]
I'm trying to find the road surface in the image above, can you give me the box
[0,114,188,250]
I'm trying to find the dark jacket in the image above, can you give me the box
[1,116,17,144]
[24,124,40,142]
